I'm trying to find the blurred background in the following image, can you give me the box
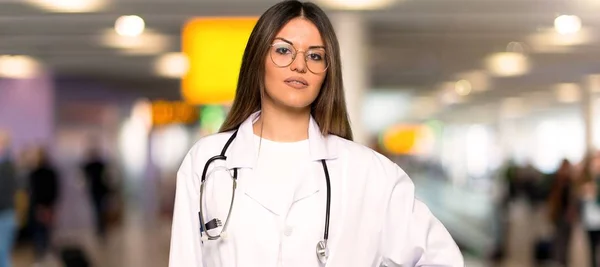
[1,0,600,266]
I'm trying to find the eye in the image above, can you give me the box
[275,47,291,55]
[272,43,293,55]
[307,52,324,61]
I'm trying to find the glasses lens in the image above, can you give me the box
[306,49,328,73]
[270,43,295,67]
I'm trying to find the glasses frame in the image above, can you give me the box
[269,43,329,74]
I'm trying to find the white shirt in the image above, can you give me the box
[253,136,315,266]
[169,111,464,267]
[253,135,312,209]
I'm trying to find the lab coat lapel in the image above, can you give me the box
[294,115,339,202]
[225,111,339,167]
[223,112,286,215]
[228,112,340,217]
[292,163,321,204]
[225,111,259,170]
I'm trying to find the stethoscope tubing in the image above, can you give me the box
[198,129,331,248]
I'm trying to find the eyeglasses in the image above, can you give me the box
[269,42,329,74]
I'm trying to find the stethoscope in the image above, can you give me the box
[198,130,333,264]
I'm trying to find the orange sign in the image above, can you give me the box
[151,100,198,126]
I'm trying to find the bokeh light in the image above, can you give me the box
[115,15,146,37]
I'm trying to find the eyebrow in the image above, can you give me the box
[273,37,326,50]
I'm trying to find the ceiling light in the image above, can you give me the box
[100,29,170,55]
[553,83,581,103]
[554,15,582,35]
[485,52,530,77]
[437,82,465,106]
[528,28,593,51]
[455,70,490,92]
[316,0,396,10]
[0,55,41,79]
[25,0,105,12]
[115,15,145,37]
[154,52,190,78]
[454,79,472,96]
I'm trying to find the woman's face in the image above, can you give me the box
[263,17,327,112]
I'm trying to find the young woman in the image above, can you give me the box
[169,1,463,266]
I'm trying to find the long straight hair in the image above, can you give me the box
[218,0,353,140]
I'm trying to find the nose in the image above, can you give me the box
[290,51,307,73]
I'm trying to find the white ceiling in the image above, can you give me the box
[2,0,600,111]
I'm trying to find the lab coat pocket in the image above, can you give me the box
[201,238,232,266]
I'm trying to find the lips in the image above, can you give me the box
[284,77,309,89]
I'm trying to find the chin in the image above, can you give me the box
[282,101,312,111]
[264,89,317,112]
[276,97,314,111]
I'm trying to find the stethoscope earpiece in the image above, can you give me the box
[201,235,209,242]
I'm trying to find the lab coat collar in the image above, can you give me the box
[226,111,338,169]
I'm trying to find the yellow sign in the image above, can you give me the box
[182,17,258,105]
[152,100,199,126]
[382,124,434,155]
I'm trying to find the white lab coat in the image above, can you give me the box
[169,112,464,267]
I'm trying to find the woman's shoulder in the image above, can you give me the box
[329,135,388,161]
[329,135,409,180]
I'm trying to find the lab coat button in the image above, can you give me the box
[284,226,294,236]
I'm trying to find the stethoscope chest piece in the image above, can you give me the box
[316,240,329,264]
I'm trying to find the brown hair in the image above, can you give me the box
[218,0,353,140]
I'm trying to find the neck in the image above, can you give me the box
[253,104,310,142]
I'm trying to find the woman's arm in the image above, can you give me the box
[381,165,464,267]
[169,152,204,267]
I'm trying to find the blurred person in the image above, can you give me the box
[28,147,60,263]
[0,130,18,267]
[547,159,577,266]
[81,140,110,239]
[521,162,545,205]
[581,152,600,267]
[490,159,519,262]
[15,146,37,227]
[169,1,463,267]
